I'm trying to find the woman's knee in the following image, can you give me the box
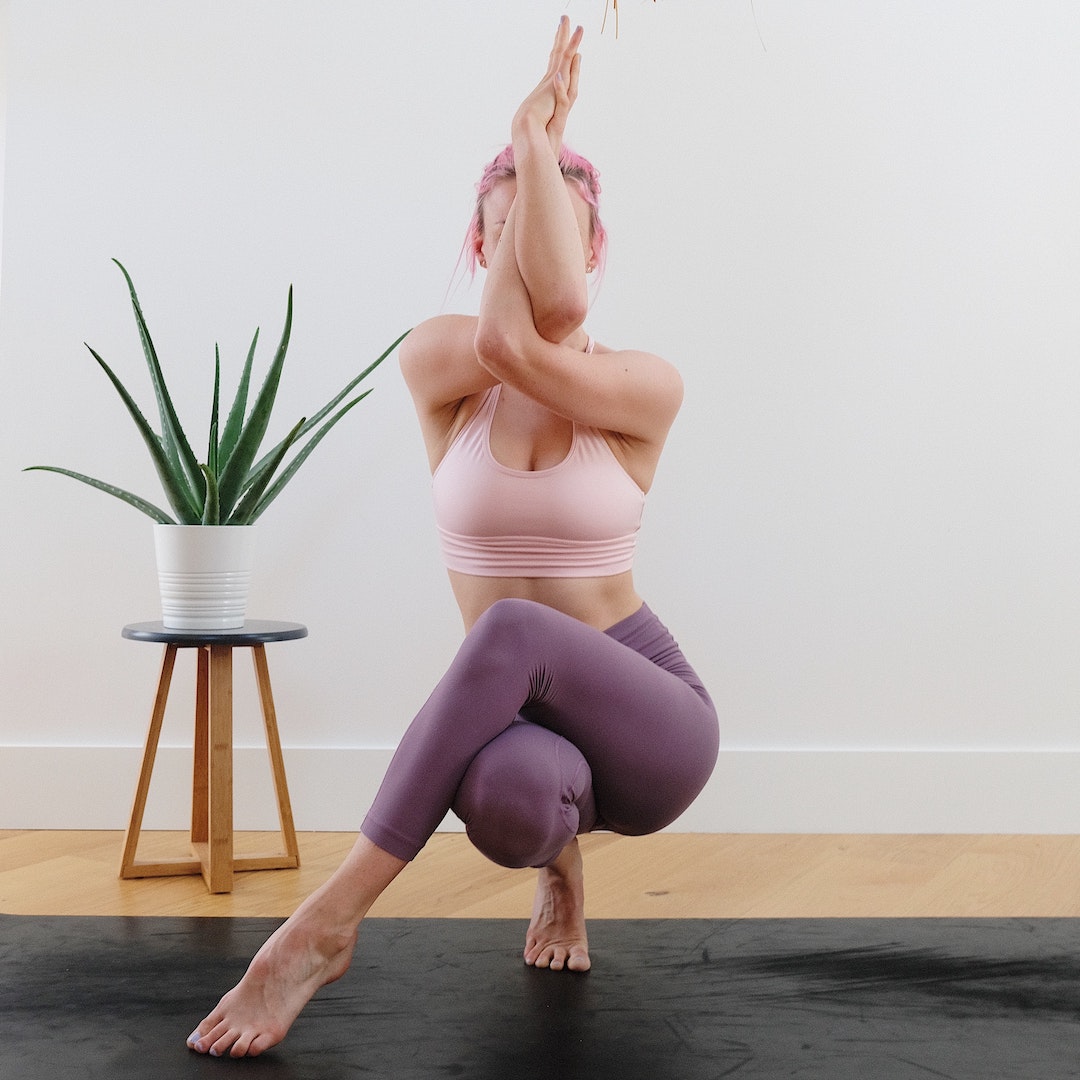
[452,724,593,869]
[454,598,560,692]
[464,806,574,869]
[469,597,550,651]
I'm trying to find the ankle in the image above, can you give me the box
[277,900,358,956]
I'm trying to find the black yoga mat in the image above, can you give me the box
[2,914,1077,1079]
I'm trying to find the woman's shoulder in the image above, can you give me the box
[399,312,498,422]
[400,314,477,383]
[400,313,477,359]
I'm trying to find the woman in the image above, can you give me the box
[187,18,718,1059]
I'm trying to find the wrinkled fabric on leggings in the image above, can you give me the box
[360,598,719,868]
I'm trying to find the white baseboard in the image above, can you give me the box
[1,746,1078,833]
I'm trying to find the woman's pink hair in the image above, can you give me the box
[463,143,608,276]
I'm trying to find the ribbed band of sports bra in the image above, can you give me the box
[431,339,646,578]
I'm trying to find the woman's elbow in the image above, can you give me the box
[474,321,515,375]
[533,293,588,345]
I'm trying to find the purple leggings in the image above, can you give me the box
[361,598,718,869]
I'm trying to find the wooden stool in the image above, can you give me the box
[119,620,307,893]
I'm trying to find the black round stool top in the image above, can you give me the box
[122,620,308,647]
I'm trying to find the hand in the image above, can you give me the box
[512,16,583,155]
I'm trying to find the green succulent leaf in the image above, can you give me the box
[246,327,409,481]
[87,345,202,523]
[200,464,220,525]
[219,328,258,468]
[226,417,305,525]
[215,287,293,518]
[111,259,204,505]
[22,466,177,524]
[248,390,374,523]
[25,260,410,530]
[209,348,221,477]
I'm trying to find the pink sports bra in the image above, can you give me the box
[432,383,646,578]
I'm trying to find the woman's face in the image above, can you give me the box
[478,178,597,272]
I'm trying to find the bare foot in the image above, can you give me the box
[187,915,356,1058]
[524,837,590,972]
[187,834,406,1058]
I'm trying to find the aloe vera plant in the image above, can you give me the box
[27,261,408,525]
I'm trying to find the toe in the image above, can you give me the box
[207,1025,240,1059]
[567,947,591,972]
[248,1032,278,1057]
[188,1018,218,1053]
[229,1032,255,1059]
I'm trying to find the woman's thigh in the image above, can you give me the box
[362,598,717,859]
[503,601,719,835]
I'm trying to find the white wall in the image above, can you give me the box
[0,0,8,297]
[2,1,1080,833]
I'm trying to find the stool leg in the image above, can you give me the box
[119,644,178,878]
[202,644,234,893]
[252,644,301,867]
[191,646,210,845]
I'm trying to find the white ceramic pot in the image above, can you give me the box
[153,524,256,630]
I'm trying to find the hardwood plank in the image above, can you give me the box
[3,831,1080,920]
[910,835,1080,918]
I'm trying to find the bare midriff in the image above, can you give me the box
[448,568,643,634]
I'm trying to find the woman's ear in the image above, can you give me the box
[586,236,601,274]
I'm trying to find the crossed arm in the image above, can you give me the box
[474,191,681,445]
[474,19,681,445]
[508,18,590,344]
[402,19,682,462]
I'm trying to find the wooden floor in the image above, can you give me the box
[3,831,1080,919]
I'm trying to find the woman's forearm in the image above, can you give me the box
[508,21,590,348]
[510,123,589,343]
[476,201,532,360]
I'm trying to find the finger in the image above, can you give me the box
[547,16,570,75]
[567,52,581,106]
[559,24,583,79]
